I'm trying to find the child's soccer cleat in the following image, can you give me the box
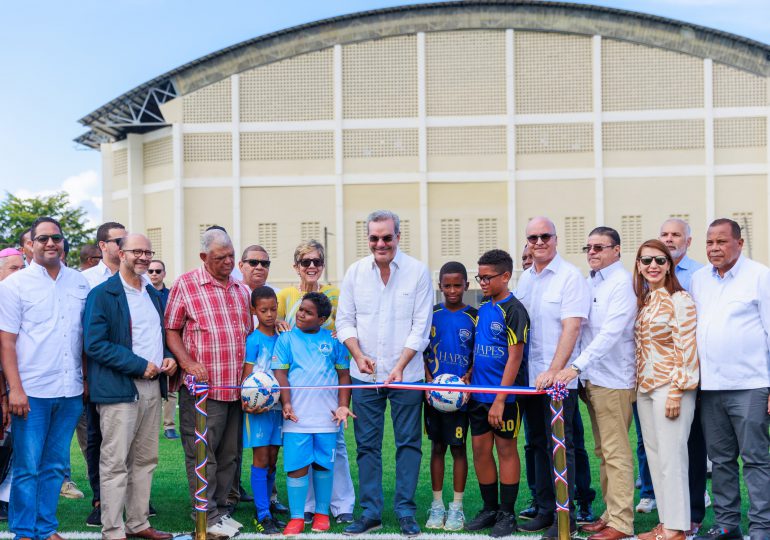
[282,518,305,536]
[425,500,446,529]
[311,513,331,532]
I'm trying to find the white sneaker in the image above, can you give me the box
[425,500,446,529]
[222,514,243,530]
[206,520,238,539]
[444,502,465,531]
[704,491,712,508]
[60,480,84,499]
[636,498,657,513]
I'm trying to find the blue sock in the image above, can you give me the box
[267,470,276,502]
[312,467,333,517]
[286,473,310,520]
[251,466,270,521]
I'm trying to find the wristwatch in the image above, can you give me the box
[570,364,582,375]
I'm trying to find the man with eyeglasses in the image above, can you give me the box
[82,234,175,540]
[336,210,433,537]
[165,228,252,539]
[238,245,277,293]
[79,245,102,272]
[0,216,89,540]
[658,218,709,531]
[553,227,636,540]
[80,221,128,525]
[515,217,590,540]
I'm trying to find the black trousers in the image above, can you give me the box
[688,393,708,523]
[85,402,102,506]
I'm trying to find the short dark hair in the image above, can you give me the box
[439,261,468,281]
[251,286,278,307]
[79,244,100,264]
[302,291,332,320]
[150,259,166,271]
[19,228,31,246]
[477,249,513,274]
[30,217,62,239]
[709,218,742,239]
[241,244,268,260]
[589,226,621,246]
[96,222,125,244]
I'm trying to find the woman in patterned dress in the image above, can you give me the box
[633,239,699,540]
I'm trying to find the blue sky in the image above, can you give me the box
[0,0,767,225]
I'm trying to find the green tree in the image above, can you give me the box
[0,191,96,268]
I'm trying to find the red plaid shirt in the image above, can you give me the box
[165,267,252,401]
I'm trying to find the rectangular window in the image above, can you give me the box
[146,228,162,260]
[440,218,460,257]
[564,216,586,255]
[477,218,498,256]
[257,223,278,256]
[621,215,643,253]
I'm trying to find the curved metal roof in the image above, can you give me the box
[76,0,770,149]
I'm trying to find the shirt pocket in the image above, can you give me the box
[22,293,50,324]
[394,289,416,320]
[68,288,88,316]
[354,287,376,315]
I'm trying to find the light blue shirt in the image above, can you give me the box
[675,254,704,292]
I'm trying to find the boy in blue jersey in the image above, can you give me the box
[465,249,530,538]
[242,286,283,535]
[424,261,477,531]
[271,292,354,536]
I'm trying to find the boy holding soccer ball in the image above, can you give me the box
[465,249,530,537]
[242,286,284,535]
[271,292,355,536]
[424,262,477,531]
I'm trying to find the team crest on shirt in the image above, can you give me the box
[458,328,471,343]
[318,342,333,356]
[490,322,504,337]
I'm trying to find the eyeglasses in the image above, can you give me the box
[104,238,124,245]
[147,269,164,274]
[298,258,324,268]
[368,234,394,244]
[526,233,555,244]
[582,244,617,253]
[88,255,102,261]
[33,234,64,244]
[124,249,155,258]
[638,255,668,266]
[243,259,271,268]
[474,272,503,285]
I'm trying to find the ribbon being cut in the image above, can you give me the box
[183,375,572,540]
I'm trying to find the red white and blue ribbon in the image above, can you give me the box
[546,382,570,514]
[185,375,209,514]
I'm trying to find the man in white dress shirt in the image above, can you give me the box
[0,216,88,540]
[555,227,636,540]
[691,218,770,540]
[336,210,433,537]
[516,217,591,540]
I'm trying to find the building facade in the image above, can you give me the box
[78,2,770,286]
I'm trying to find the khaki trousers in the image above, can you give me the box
[584,381,635,536]
[637,384,695,531]
[98,379,161,539]
[162,391,177,431]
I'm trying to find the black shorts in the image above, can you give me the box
[424,402,469,446]
[468,399,521,439]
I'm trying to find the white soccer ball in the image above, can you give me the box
[427,373,469,413]
[241,371,280,410]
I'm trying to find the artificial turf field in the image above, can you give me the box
[0,401,751,537]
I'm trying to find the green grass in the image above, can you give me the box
[1,401,751,535]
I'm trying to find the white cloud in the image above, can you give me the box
[14,169,102,228]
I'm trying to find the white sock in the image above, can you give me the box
[433,491,443,504]
[453,491,464,504]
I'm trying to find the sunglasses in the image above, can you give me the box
[34,234,65,244]
[88,255,103,261]
[124,249,155,258]
[299,258,324,268]
[474,272,503,285]
[243,259,271,268]
[526,233,555,244]
[638,255,668,266]
[582,244,616,253]
[147,269,164,274]
[368,235,394,243]
[104,238,124,245]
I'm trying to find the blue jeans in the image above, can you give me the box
[10,395,83,540]
[351,378,422,520]
[633,403,655,499]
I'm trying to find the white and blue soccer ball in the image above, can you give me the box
[427,373,469,413]
[241,371,280,409]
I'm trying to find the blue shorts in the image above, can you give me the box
[282,432,337,472]
[243,409,283,448]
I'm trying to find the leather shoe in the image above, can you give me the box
[127,528,173,540]
[588,526,633,540]
[581,518,608,533]
[398,516,420,537]
[638,524,663,540]
[343,517,382,535]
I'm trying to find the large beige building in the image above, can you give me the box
[77,1,770,286]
